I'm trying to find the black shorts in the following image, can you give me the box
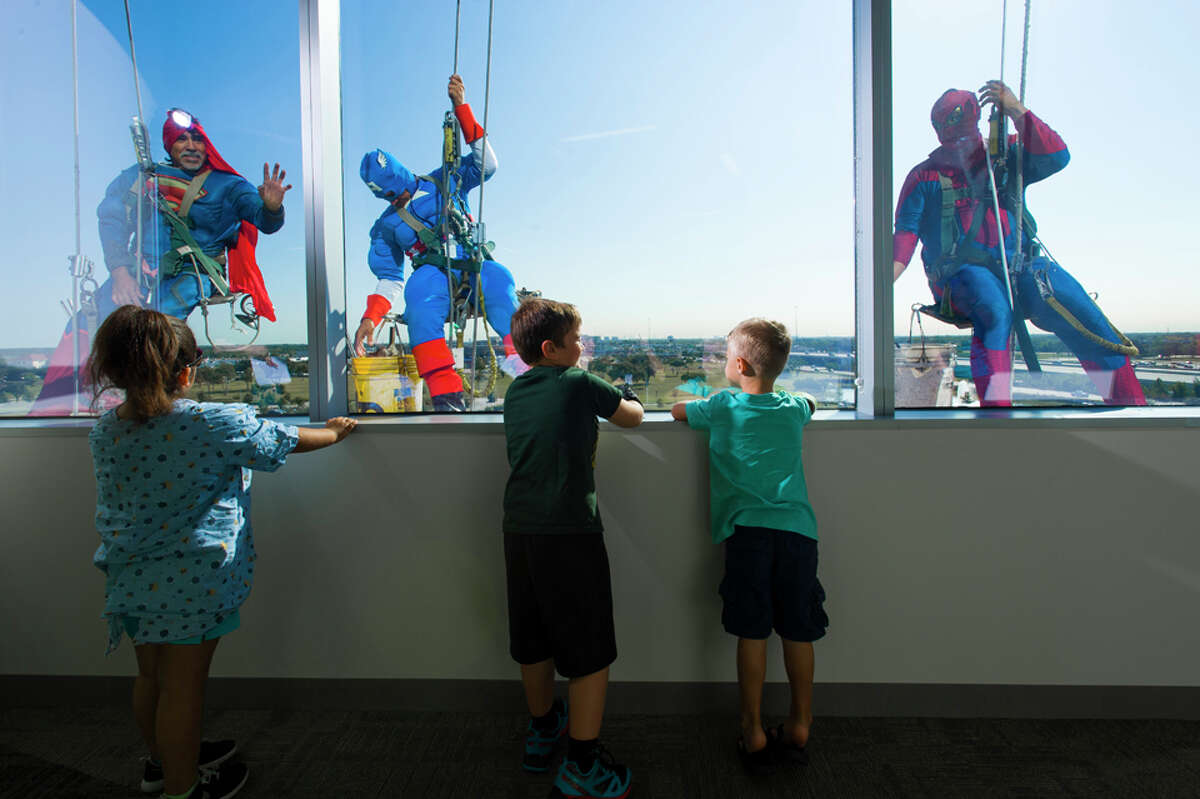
[503,532,617,679]
[720,525,828,642]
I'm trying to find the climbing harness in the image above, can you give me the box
[915,0,1138,380]
[120,2,264,350]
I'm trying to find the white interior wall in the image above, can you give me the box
[3,419,1198,686]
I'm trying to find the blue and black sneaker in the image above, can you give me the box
[549,744,631,799]
[523,697,569,772]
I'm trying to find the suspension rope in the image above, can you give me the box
[475,0,495,233]
[469,0,496,398]
[122,0,147,137]
[1000,0,1007,86]
[70,0,82,413]
[441,3,461,351]
[123,0,152,307]
[1019,0,1031,103]
[1011,0,1031,272]
[453,0,462,74]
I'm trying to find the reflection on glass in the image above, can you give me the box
[352,75,524,414]
[342,0,855,414]
[894,81,1144,407]
[1,0,305,418]
[893,1,1200,408]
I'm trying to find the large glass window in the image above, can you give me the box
[341,0,855,414]
[892,0,1200,408]
[0,0,308,418]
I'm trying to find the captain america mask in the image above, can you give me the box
[360,148,418,200]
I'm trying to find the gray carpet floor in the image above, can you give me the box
[2,707,1198,798]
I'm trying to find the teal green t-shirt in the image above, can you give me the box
[685,389,816,544]
[503,365,623,534]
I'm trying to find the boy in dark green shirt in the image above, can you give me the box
[503,298,643,798]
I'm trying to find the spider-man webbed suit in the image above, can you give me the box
[893,85,1145,406]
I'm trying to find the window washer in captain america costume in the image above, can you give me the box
[29,108,292,415]
[353,74,526,413]
[893,80,1145,406]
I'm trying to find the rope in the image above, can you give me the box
[453,0,461,74]
[469,0,496,396]
[1019,0,1031,104]
[122,0,147,141]
[1043,294,1138,356]
[908,304,929,364]
[70,0,82,413]
[458,285,498,401]
[121,0,148,279]
[1010,0,1031,273]
[1000,0,1007,85]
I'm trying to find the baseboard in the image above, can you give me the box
[2,676,1197,718]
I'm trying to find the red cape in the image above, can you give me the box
[163,114,277,322]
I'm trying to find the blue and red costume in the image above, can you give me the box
[31,112,283,415]
[894,89,1144,406]
[359,100,522,410]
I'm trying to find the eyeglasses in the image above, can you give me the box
[168,108,198,129]
[186,349,205,369]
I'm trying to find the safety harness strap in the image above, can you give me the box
[394,203,444,251]
[394,195,492,274]
[177,169,211,220]
[153,193,231,296]
[929,172,1041,371]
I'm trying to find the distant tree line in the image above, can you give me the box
[0,358,41,403]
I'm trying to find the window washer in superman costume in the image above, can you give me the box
[893,80,1144,406]
[354,74,526,413]
[30,109,292,415]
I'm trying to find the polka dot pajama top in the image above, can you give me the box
[89,400,299,653]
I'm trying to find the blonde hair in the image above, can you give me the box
[88,305,200,422]
[728,318,791,380]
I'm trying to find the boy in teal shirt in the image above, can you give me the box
[504,298,644,798]
[672,317,827,774]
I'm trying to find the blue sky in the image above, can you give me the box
[1,0,1196,349]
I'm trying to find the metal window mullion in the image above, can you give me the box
[299,0,347,421]
[853,0,894,418]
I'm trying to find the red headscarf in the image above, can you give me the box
[162,111,276,322]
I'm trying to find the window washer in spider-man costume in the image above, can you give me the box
[893,80,1144,407]
[30,108,291,416]
[354,74,526,413]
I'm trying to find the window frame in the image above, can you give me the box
[4,0,1196,427]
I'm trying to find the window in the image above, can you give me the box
[891,0,1200,409]
[0,0,308,418]
[340,0,855,413]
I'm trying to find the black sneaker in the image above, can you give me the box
[523,697,569,772]
[187,761,249,799]
[140,740,238,794]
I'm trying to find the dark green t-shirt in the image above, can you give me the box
[503,365,623,534]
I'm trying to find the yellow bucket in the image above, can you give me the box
[349,355,423,413]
